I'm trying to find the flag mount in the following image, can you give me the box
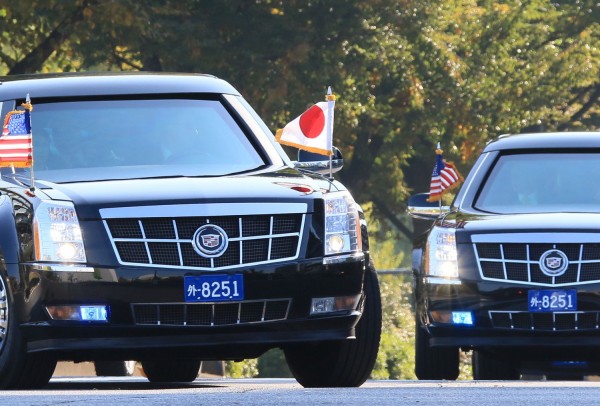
[427,143,463,202]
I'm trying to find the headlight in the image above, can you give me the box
[33,201,87,263]
[426,226,458,279]
[324,191,361,255]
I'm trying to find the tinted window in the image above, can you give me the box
[30,99,265,181]
[475,153,600,214]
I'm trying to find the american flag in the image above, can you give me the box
[0,105,33,168]
[427,147,463,202]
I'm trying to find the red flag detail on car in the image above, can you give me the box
[275,96,334,156]
[0,101,33,168]
[427,147,463,202]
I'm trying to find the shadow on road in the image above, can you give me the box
[44,377,224,391]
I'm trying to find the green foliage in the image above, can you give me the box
[372,330,415,380]
[257,349,293,378]
[1,0,597,214]
[225,358,259,378]
[359,204,417,379]
[371,274,416,380]
[363,201,410,269]
[459,351,473,380]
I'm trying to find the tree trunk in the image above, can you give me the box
[8,1,98,75]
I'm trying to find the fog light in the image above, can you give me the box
[311,297,335,314]
[46,305,108,322]
[430,310,452,323]
[335,295,360,310]
[452,311,473,325]
[80,306,108,321]
[310,295,361,315]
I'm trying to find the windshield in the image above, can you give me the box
[22,98,266,182]
[475,153,600,214]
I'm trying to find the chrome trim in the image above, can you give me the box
[29,264,95,273]
[457,152,490,210]
[103,211,306,271]
[192,224,229,258]
[0,272,8,351]
[293,160,343,174]
[539,249,569,277]
[473,233,600,286]
[223,94,284,165]
[407,205,450,220]
[472,233,600,244]
[424,277,462,285]
[100,203,307,219]
[489,310,599,331]
[322,252,364,265]
[267,216,273,260]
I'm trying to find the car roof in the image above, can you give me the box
[483,132,600,152]
[0,72,240,100]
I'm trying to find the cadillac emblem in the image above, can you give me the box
[192,224,229,258]
[539,249,569,277]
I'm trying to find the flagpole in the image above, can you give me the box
[25,94,35,194]
[326,86,335,181]
[436,142,442,213]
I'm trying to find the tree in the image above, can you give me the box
[1,0,598,242]
[0,0,101,74]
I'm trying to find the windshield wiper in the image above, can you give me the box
[1,170,31,188]
[218,164,271,177]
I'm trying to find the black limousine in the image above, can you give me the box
[0,73,381,388]
[409,132,600,380]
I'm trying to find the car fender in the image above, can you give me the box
[0,193,20,267]
[356,203,374,271]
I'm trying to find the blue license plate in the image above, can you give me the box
[184,274,244,302]
[528,289,577,312]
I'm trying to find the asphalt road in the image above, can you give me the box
[2,378,600,406]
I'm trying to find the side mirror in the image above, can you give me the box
[407,192,450,220]
[293,146,343,175]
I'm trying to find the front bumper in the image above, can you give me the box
[11,255,366,359]
[22,313,361,360]
[416,277,600,348]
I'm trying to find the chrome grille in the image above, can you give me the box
[472,234,600,286]
[104,212,305,270]
[489,311,600,331]
[132,299,291,326]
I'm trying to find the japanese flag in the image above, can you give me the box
[276,100,334,156]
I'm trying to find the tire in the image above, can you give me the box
[0,271,56,389]
[141,359,202,383]
[414,321,459,380]
[472,349,520,380]
[283,266,382,388]
[95,360,137,377]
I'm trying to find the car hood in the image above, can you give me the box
[35,170,332,220]
[445,212,600,234]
